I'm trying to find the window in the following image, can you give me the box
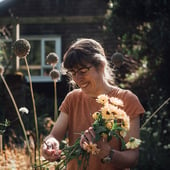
[19,35,62,82]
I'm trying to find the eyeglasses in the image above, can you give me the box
[67,66,92,76]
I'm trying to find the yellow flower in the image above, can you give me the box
[92,112,100,120]
[96,94,109,105]
[114,108,127,119]
[109,97,124,107]
[121,116,130,131]
[83,142,100,155]
[125,137,142,149]
[105,120,114,130]
[101,105,114,120]
[119,130,127,137]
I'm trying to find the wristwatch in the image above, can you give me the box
[101,149,114,164]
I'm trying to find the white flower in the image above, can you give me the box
[109,97,124,107]
[125,137,142,149]
[19,107,29,114]
[96,94,109,105]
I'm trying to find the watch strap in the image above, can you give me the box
[101,149,114,164]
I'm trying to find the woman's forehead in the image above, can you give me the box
[71,63,89,69]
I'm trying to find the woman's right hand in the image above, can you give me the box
[42,137,62,162]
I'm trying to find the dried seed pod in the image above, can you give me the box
[46,52,59,66]
[0,65,4,75]
[13,39,31,58]
[49,69,60,81]
[111,52,124,67]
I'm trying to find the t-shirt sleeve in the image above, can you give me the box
[123,90,145,119]
[59,92,73,114]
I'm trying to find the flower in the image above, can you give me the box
[92,112,100,120]
[83,142,100,155]
[109,97,124,107]
[40,94,141,170]
[46,52,59,67]
[96,94,109,105]
[19,107,29,114]
[101,104,114,120]
[105,120,114,130]
[111,52,124,67]
[13,39,31,58]
[125,137,142,149]
[49,69,60,81]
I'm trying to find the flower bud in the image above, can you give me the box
[111,52,124,67]
[46,52,59,67]
[13,39,31,58]
[50,69,60,81]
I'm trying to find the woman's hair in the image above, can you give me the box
[62,38,115,85]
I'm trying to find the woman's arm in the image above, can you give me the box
[99,116,141,168]
[42,112,68,162]
[50,112,68,141]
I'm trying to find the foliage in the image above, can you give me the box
[105,1,170,169]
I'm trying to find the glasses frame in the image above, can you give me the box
[66,66,92,76]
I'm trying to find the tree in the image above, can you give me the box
[105,0,170,169]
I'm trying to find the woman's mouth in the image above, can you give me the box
[79,82,89,89]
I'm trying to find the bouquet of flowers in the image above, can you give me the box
[39,94,141,170]
[50,94,141,170]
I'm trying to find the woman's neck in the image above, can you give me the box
[88,84,113,98]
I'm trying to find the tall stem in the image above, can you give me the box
[0,75,32,163]
[141,97,170,129]
[54,81,58,121]
[0,134,2,154]
[24,57,40,165]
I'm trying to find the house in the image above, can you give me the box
[0,0,114,120]
[0,0,112,80]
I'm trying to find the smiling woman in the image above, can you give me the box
[41,38,145,170]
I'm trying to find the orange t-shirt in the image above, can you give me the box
[59,87,145,170]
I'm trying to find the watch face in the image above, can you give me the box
[101,149,114,164]
[101,156,112,163]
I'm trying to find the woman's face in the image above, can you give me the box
[69,65,104,97]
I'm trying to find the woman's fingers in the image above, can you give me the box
[42,137,61,162]
[80,127,96,148]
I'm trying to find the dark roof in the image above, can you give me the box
[0,0,108,17]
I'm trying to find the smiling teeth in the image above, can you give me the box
[80,83,88,88]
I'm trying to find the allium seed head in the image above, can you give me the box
[13,39,31,58]
[46,52,59,66]
[111,52,124,67]
[0,65,4,75]
[50,69,60,81]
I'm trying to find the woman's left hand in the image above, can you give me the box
[80,127,111,159]
[80,127,95,147]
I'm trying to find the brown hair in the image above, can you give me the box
[62,38,115,85]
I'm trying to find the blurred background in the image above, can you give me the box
[0,0,169,169]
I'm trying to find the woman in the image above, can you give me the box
[42,38,145,170]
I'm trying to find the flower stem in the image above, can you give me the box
[0,74,32,163]
[0,134,2,154]
[141,97,170,129]
[24,57,40,165]
[54,81,58,121]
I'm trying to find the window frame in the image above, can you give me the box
[20,35,62,82]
